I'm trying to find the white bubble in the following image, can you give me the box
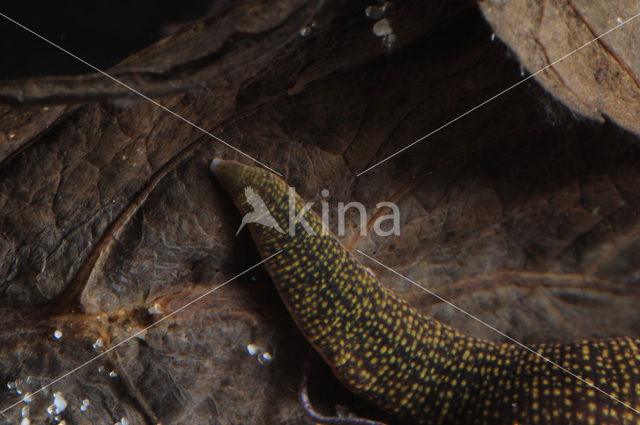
[148,302,163,315]
[372,18,393,37]
[92,338,104,350]
[54,330,63,339]
[299,26,311,37]
[365,5,385,20]
[258,352,273,365]
[53,391,67,413]
[246,344,261,356]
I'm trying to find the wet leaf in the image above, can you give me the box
[1,1,639,424]
[478,0,640,135]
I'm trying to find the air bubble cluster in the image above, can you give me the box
[6,378,35,404]
[246,343,274,366]
[365,1,396,49]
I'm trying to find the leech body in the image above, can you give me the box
[211,159,640,425]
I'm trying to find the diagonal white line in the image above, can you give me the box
[0,249,283,416]
[356,9,640,176]
[356,249,640,416]
[0,11,283,177]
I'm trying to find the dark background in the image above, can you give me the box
[0,1,227,79]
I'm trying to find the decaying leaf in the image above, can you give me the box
[478,0,640,135]
[1,0,640,424]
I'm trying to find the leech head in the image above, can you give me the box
[210,158,325,243]
[210,158,265,198]
[210,158,286,233]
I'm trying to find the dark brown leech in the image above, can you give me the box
[210,159,640,425]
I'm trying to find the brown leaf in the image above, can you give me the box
[478,0,640,135]
[1,0,640,424]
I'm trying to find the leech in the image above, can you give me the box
[211,159,640,425]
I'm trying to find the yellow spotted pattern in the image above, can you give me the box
[212,160,640,425]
